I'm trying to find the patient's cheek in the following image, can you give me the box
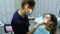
[43,19,48,23]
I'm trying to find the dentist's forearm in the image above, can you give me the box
[26,28,36,34]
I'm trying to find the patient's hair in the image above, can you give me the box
[21,0,35,9]
[43,13,57,34]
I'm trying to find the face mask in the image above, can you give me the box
[26,9,32,16]
[33,25,50,34]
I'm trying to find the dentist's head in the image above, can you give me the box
[21,0,35,14]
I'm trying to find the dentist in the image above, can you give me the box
[11,0,35,34]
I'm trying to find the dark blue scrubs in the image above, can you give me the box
[11,10,30,34]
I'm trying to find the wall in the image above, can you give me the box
[32,0,60,17]
[0,0,60,24]
[0,0,15,24]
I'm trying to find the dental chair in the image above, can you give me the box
[4,24,13,34]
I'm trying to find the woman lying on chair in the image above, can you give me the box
[27,13,57,34]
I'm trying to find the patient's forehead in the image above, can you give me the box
[44,14,51,19]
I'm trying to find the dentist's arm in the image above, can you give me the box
[26,23,40,34]
[26,28,36,34]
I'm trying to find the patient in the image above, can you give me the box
[27,13,57,34]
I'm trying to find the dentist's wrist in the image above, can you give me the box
[34,24,39,28]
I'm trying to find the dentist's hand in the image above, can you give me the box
[34,22,42,28]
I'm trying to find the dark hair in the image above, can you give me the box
[43,13,57,34]
[21,0,35,8]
